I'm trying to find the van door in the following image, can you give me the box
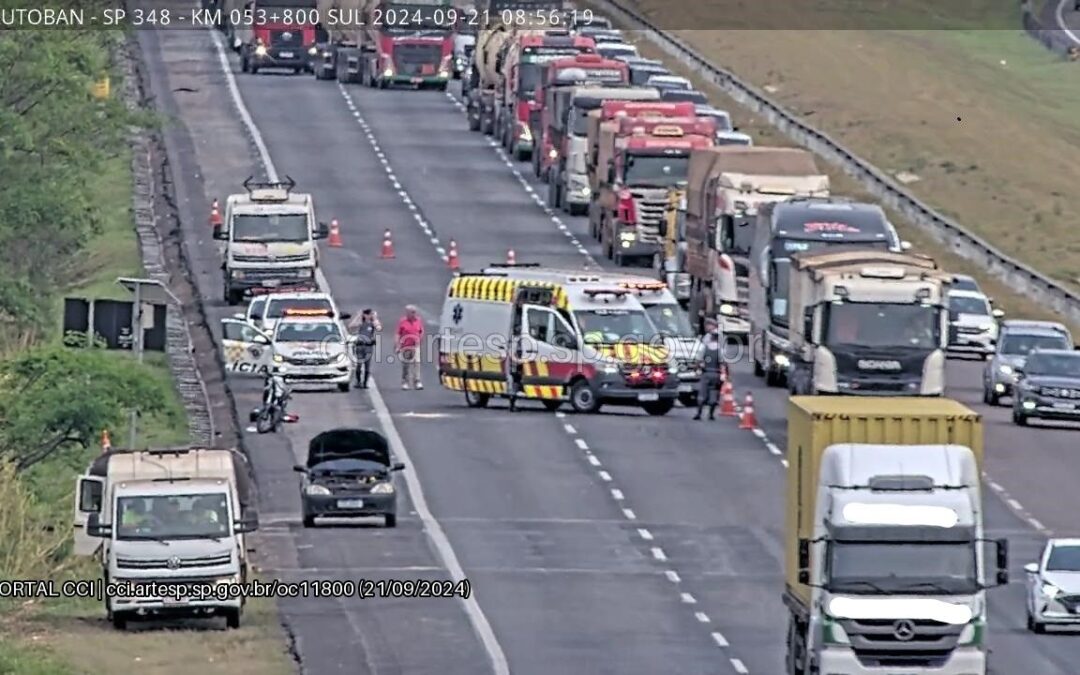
[247,296,268,331]
[221,318,272,377]
[73,474,105,556]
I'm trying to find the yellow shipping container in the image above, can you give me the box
[784,396,983,609]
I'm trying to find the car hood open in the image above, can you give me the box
[307,428,390,468]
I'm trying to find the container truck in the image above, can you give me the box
[222,0,319,74]
[75,447,259,630]
[784,396,1007,675]
[748,198,906,387]
[786,250,953,396]
[684,147,829,337]
[534,53,629,182]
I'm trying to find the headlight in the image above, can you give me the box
[979,323,995,332]
[308,46,317,56]
[548,148,558,159]
[957,620,982,646]
[719,303,736,316]
[383,68,394,78]
[305,484,330,496]
[273,354,284,363]
[298,268,313,278]
[580,185,591,197]
[255,45,267,57]
[773,353,790,367]
[332,353,346,364]
[998,364,1014,375]
[439,70,449,78]
[1023,400,1037,410]
[823,617,850,645]
[619,231,636,241]
[370,482,395,494]
[668,362,680,374]
[232,270,245,279]
[216,573,240,585]
[1042,582,1060,597]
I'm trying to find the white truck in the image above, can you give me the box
[786,250,952,396]
[75,447,258,630]
[213,177,329,305]
[786,397,1007,675]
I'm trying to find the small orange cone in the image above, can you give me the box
[328,219,343,247]
[506,248,516,265]
[209,199,222,228]
[101,429,112,452]
[381,229,395,259]
[447,239,459,270]
[739,392,758,429]
[719,380,737,416]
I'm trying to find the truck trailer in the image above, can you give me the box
[784,396,1007,675]
[786,250,953,396]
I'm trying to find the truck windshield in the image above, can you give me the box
[645,303,694,338]
[575,309,655,343]
[1000,334,1069,355]
[770,259,791,324]
[824,303,940,350]
[116,494,231,541]
[772,237,892,258]
[624,154,690,187]
[232,214,309,243]
[828,541,978,594]
[518,63,542,100]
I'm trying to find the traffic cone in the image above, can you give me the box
[506,248,516,265]
[719,380,737,416]
[447,239,460,270]
[739,392,758,429]
[209,199,222,228]
[328,219,343,247]
[381,229,395,259]
[101,429,112,452]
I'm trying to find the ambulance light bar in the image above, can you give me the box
[618,280,666,291]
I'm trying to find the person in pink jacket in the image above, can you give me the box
[396,305,425,389]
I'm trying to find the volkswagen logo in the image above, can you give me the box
[892,619,916,641]
[166,556,182,571]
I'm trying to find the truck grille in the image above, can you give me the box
[393,44,442,75]
[116,553,232,570]
[956,326,985,334]
[840,618,962,669]
[237,268,309,279]
[270,29,301,48]
[233,254,310,263]
[630,192,667,243]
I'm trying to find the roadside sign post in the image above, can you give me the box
[115,277,180,363]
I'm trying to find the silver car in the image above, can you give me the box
[1026,538,1080,632]
[946,289,1002,358]
[983,321,1072,405]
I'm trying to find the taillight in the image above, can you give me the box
[650,369,666,383]
[617,190,637,225]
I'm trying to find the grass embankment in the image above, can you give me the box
[0,160,291,673]
[607,2,1080,334]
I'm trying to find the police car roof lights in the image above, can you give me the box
[242,175,296,202]
[283,307,333,317]
[617,280,666,291]
[582,288,631,300]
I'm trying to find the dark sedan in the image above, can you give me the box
[295,428,405,527]
[1013,350,1080,426]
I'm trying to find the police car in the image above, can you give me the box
[237,291,345,335]
[220,308,355,390]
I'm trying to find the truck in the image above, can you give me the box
[591,115,715,267]
[786,250,953,397]
[213,177,330,305]
[533,53,629,182]
[748,197,908,387]
[74,447,259,630]
[313,0,454,88]
[657,183,690,306]
[223,0,320,74]
[684,146,830,338]
[495,31,595,161]
[784,396,1007,675]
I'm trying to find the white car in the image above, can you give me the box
[238,291,344,335]
[714,131,753,146]
[595,43,639,61]
[694,105,734,132]
[646,74,692,91]
[946,289,1003,358]
[1026,538,1080,633]
[270,310,355,391]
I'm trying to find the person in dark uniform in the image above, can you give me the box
[348,309,382,388]
[694,318,724,420]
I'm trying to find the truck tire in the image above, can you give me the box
[384,513,397,528]
[984,386,1000,406]
[302,514,316,527]
[765,365,782,387]
[436,82,448,91]
[468,113,481,131]
[547,172,559,208]
[533,150,543,178]
[224,607,241,629]
[464,389,490,408]
[1013,408,1028,426]
[569,380,600,414]
[337,381,351,393]
[568,202,586,217]
[481,115,493,135]
[542,399,562,412]
[678,392,697,407]
[112,611,129,630]
[515,146,531,162]
[241,54,249,73]
[642,400,674,416]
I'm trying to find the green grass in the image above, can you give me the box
[0,639,70,675]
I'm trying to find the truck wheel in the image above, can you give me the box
[569,380,600,414]
[532,151,542,177]
[547,173,559,207]
[436,82,448,91]
[753,357,765,377]
[515,147,530,162]
[678,392,697,407]
[985,388,1000,406]
[468,112,481,131]
[568,202,586,217]
[111,611,129,630]
[241,55,249,73]
[765,366,782,387]
[464,389,490,408]
[1013,408,1028,426]
[224,607,241,629]
[384,513,397,528]
[542,399,562,412]
[302,514,316,528]
[337,381,351,393]
[642,400,674,416]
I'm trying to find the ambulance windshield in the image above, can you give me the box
[575,309,655,343]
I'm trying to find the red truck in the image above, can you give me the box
[233,0,319,74]
[495,33,595,161]
[531,53,629,182]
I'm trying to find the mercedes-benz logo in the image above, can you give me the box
[892,619,916,641]
[166,556,181,570]
[282,31,293,39]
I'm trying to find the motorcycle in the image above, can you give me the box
[249,390,298,434]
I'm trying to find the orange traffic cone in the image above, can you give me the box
[447,239,460,270]
[381,229,395,259]
[506,248,516,265]
[209,199,222,228]
[719,380,737,416]
[328,219,343,247]
[739,392,758,429]
[101,429,112,452]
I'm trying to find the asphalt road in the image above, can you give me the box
[138,13,1080,674]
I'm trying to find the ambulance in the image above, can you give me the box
[437,265,680,415]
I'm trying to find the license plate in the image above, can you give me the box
[338,499,363,509]
[1052,403,1075,410]
[678,384,693,392]
[638,392,660,402]
[163,596,189,605]
[279,51,294,58]
[411,77,423,83]
[261,279,281,287]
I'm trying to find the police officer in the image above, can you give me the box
[693,318,724,421]
[348,309,381,388]
[262,366,289,411]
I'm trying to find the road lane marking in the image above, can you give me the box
[665,570,681,583]
[611,488,625,500]
[638,528,653,541]
[651,547,667,561]
[711,632,729,647]
[587,454,601,466]
[575,438,589,450]
[695,612,710,623]
[680,592,696,604]
[730,657,749,673]
[622,508,637,520]
[563,423,577,434]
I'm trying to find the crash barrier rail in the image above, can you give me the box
[1023,2,1080,57]
[120,42,216,445]
[590,0,1080,326]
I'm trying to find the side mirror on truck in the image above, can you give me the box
[995,538,1009,586]
[315,221,330,239]
[797,538,811,584]
[391,462,406,472]
[85,512,111,538]
[212,224,226,240]
[234,513,259,534]
[803,308,814,341]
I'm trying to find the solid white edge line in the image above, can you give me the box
[208,30,510,675]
